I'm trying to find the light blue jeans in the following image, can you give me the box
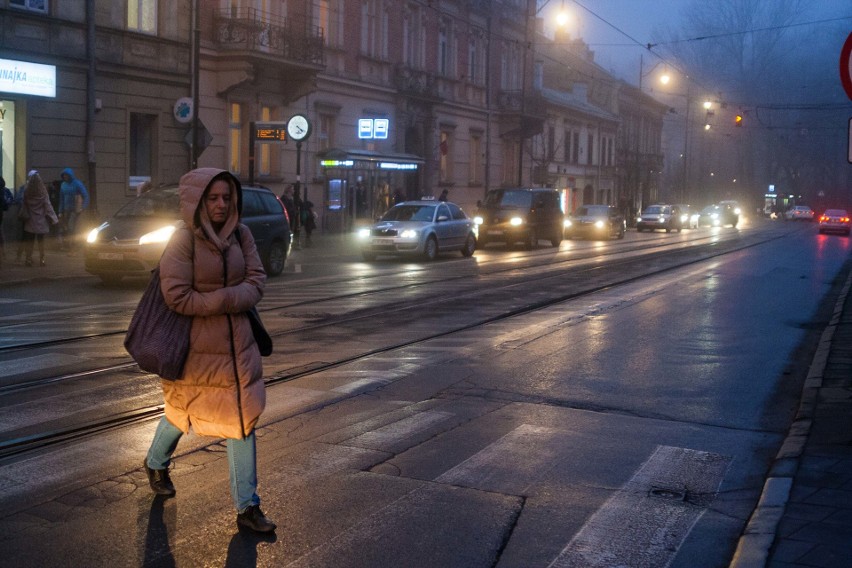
[146,417,261,512]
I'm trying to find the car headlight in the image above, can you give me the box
[637,216,642,223]
[473,216,484,225]
[357,228,371,239]
[139,225,177,245]
[509,217,524,226]
[594,220,604,229]
[86,223,107,243]
[564,219,572,228]
[400,229,418,239]
[711,213,719,220]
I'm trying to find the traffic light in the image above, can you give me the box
[735,114,743,127]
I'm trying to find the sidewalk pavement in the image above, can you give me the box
[731,270,852,568]
[2,232,851,567]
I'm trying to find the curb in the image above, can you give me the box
[728,270,852,567]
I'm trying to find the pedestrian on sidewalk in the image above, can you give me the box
[142,168,276,534]
[0,177,13,267]
[19,172,59,267]
[280,184,298,234]
[57,167,89,253]
[301,200,317,247]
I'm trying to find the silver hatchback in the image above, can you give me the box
[357,200,477,261]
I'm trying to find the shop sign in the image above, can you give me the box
[0,58,56,98]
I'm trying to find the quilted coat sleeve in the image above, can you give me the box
[160,228,233,316]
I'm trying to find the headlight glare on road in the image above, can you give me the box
[509,217,524,226]
[139,225,176,245]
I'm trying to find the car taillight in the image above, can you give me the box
[844,217,850,223]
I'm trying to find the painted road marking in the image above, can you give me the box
[344,410,453,449]
[549,445,731,568]
[435,424,564,494]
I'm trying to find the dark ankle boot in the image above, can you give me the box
[144,460,176,496]
[236,505,276,532]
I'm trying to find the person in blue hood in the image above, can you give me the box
[57,167,89,252]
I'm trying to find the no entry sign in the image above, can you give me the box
[842,32,852,101]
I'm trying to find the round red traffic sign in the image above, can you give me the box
[841,32,852,101]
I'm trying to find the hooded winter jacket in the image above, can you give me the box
[58,168,89,214]
[158,168,267,439]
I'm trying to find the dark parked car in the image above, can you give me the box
[356,200,476,261]
[85,184,292,284]
[564,204,625,240]
[474,188,564,248]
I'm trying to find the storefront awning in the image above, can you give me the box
[318,148,424,170]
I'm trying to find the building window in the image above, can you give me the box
[129,112,156,193]
[361,0,388,59]
[438,18,454,77]
[587,133,595,165]
[259,106,272,176]
[502,139,518,185]
[10,0,47,12]
[128,0,157,34]
[403,4,424,68]
[318,114,335,152]
[500,42,521,90]
[468,29,485,85]
[229,103,242,175]
[315,0,343,46]
[439,131,452,183]
[469,133,481,184]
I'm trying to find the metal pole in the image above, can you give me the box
[248,122,255,186]
[85,0,97,214]
[683,89,691,203]
[190,0,200,169]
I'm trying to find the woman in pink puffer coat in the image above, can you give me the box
[142,168,275,533]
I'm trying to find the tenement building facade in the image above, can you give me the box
[0,0,664,233]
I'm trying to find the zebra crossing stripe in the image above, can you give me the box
[548,445,731,568]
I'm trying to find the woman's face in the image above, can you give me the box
[205,179,231,225]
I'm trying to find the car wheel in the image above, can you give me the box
[461,234,476,257]
[265,240,286,276]
[525,229,537,250]
[423,236,438,261]
[550,229,562,247]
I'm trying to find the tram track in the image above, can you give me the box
[0,231,738,353]
[0,227,786,462]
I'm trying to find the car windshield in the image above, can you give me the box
[381,204,436,222]
[576,206,609,216]
[115,189,180,218]
[644,205,666,215]
[483,190,532,208]
[701,206,719,214]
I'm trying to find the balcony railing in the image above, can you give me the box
[393,64,441,101]
[213,8,324,67]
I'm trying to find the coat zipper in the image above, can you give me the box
[223,247,246,438]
